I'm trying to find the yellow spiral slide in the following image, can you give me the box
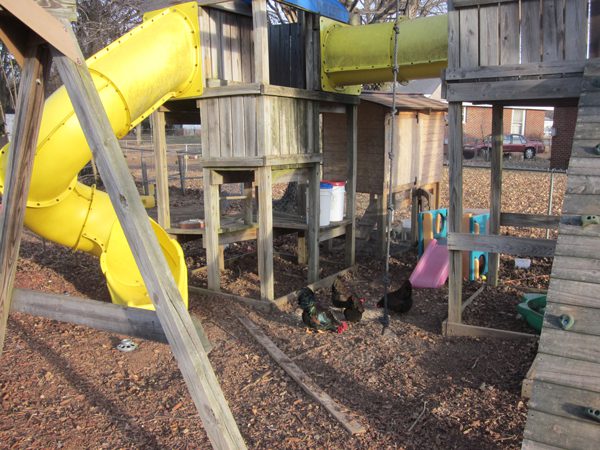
[0,2,204,309]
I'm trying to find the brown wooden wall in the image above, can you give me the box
[323,102,444,195]
[199,7,254,83]
[199,95,318,158]
[449,0,589,69]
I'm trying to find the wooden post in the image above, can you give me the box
[252,0,269,84]
[243,181,253,225]
[0,41,50,353]
[345,104,357,266]
[307,162,320,283]
[53,49,246,449]
[488,105,503,286]
[447,102,464,326]
[151,110,170,229]
[203,169,221,291]
[257,166,274,301]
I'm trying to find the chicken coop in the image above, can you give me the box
[322,92,446,255]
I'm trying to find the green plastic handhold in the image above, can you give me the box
[559,314,575,330]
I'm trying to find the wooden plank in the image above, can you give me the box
[262,84,360,105]
[558,223,600,238]
[238,316,367,435]
[531,353,600,393]
[307,162,320,283]
[539,328,600,364]
[203,169,221,291]
[500,213,560,228]
[447,233,556,257]
[231,96,245,157]
[478,4,499,66]
[445,60,586,81]
[0,0,79,63]
[242,96,257,156]
[521,439,564,450]
[521,0,542,63]
[525,410,600,450]
[54,42,246,450]
[252,0,269,84]
[547,278,600,309]
[448,11,460,69]
[151,111,171,229]
[12,288,212,351]
[0,41,50,353]
[446,78,582,102]
[345,105,357,266]
[256,166,274,302]
[551,255,600,285]
[565,0,590,61]
[189,286,276,312]
[542,0,565,62]
[544,302,600,337]
[218,97,233,157]
[443,321,536,339]
[555,234,600,259]
[499,1,519,64]
[459,8,479,67]
[488,105,502,286]
[530,381,600,426]
[447,102,463,323]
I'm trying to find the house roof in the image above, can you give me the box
[393,78,442,96]
[361,92,447,112]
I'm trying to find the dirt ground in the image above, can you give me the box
[0,164,563,449]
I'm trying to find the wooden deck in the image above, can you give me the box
[523,60,600,449]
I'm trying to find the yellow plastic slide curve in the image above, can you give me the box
[320,15,448,95]
[0,2,204,310]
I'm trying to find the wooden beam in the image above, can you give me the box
[256,166,274,302]
[445,60,586,81]
[0,41,50,353]
[203,168,222,291]
[151,111,170,229]
[189,286,277,313]
[500,212,561,229]
[11,289,212,352]
[488,105,503,287]
[53,37,246,449]
[345,104,357,266]
[0,0,80,63]
[448,233,556,257]
[307,162,320,283]
[443,320,537,339]
[447,102,463,324]
[252,0,269,84]
[238,316,367,435]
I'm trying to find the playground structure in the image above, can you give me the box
[445,0,600,447]
[322,92,446,256]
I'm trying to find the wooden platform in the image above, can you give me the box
[523,59,600,449]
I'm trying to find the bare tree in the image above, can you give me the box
[341,0,446,23]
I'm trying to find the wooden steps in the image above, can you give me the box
[523,59,600,449]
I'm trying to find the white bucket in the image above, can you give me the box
[322,180,345,222]
[319,183,332,227]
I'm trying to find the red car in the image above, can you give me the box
[476,134,545,160]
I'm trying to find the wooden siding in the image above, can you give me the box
[524,60,600,449]
[449,0,589,69]
[322,102,444,194]
[199,7,254,83]
[199,95,316,158]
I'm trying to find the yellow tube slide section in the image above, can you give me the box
[0,2,203,309]
[320,15,448,94]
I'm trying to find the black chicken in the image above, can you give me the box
[298,287,348,333]
[377,279,413,314]
[331,277,365,323]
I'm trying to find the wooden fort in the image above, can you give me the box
[445,0,600,447]
[144,0,361,305]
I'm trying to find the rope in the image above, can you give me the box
[380,0,401,335]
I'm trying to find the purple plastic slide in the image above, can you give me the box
[409,239,449,289]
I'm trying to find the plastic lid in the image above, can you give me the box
[321,179,345,186]
[320,182,333,189]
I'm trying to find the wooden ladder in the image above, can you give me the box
[522,59,600,449]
